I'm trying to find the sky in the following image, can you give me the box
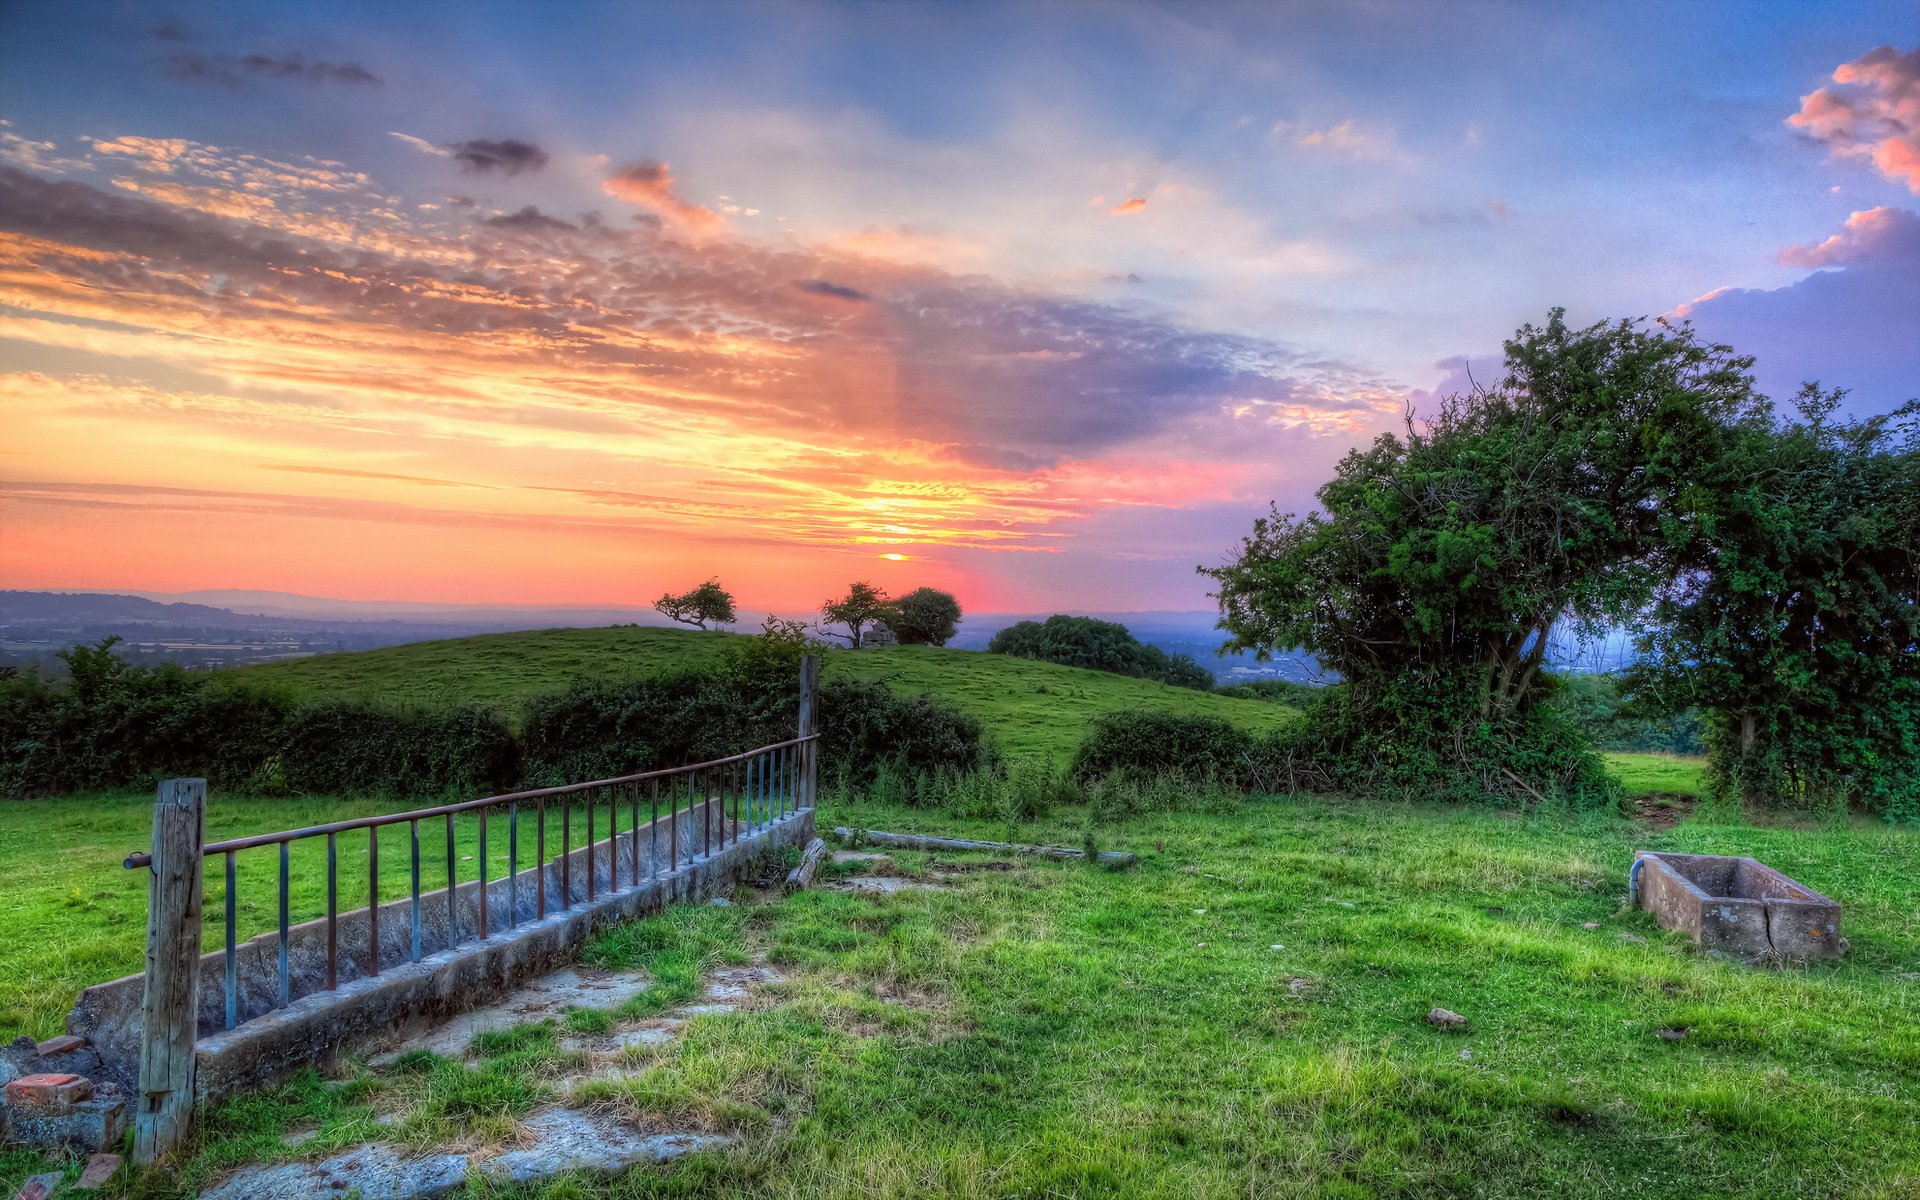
[0,1,1915,615]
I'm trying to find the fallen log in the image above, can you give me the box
[785,837,828,892]
[831,827,1136,868]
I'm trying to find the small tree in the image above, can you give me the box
[887,587,963,646]
[820,581,890,648]
[653,578,736,629]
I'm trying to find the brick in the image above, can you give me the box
[34,1035,87,1059]
[12,1173,60,1200]
[77,1151,123,1189]
[4,1072,90,1107]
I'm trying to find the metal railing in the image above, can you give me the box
[124,735,817,1033]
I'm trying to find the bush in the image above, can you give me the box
[819,678,991,786]
[1072,710,1254,785]
[1214,678,1328,708]
[988,615,1215,690]
[5,637,991,804]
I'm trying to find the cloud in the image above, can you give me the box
[601,160,723,232]
[481,205,576,232]
[1273,118,1411,165]
[1678,207,1920,413]
[164,53,382,88]
[0,159,1401,586]
[1110,197,1147,215]
[794,279,870,302]
[447,138,549,176]
[1776,205,1920,268]
[1789,46,1920,193]
[388,132,452,159]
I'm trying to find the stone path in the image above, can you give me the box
[198,962,788,1199]
[197,845,958,1200]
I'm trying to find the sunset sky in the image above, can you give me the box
[1,2,1915,614]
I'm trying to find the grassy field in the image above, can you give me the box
[225,627,1301,759]
[1601,752,1708,799]
[5,789,1917,1198]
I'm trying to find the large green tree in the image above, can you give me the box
[820,581,890,649]
[886,586,963,646]
[1203,311,1766,801]
[653,578,736,629]
[1627,389,1920,818]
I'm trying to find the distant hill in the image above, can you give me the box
[225,625,1300,759]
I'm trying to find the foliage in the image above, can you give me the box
[818,678,992,786]
[1627,389,1920,819]
[1213,677,1329,708]
[1071,709,1255,785]
[1205,310,1766,806]
[820,581,891,648]
[885,586,963,646]
[653,578,736,629]
[1552,672,1705,755]
[225,625,1297,761]
[987,614,1214,690]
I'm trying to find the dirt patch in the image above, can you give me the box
[1630,792,1695,830]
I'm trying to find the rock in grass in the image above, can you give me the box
[1427,1008,1469,1032]
[13,1174,61,1200]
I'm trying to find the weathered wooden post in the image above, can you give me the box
[134,778,205,1165]
[797,654,819,809]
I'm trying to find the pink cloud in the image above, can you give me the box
[1777,206,1920,268]
[1788,45,1920,194]
[601,160,724,232]
[1110,197,1147,215]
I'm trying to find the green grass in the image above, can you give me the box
[225,626,1300,759]
[1604,752,1709,798]
[0,791,606,1042]
[7,788,1919,1198]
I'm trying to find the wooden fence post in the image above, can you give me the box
[134,778,206,1165]
[797,654,819,808]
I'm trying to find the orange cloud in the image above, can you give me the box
[1110,197,1147,215]
[1777,206,1916,268]
[601,160,724,232]
[1789,46,1920,194]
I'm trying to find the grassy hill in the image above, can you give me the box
[226,626,1301,760]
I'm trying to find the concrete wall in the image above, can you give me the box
[69,801,811,1099]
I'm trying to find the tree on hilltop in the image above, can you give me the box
[820,581,890,648]
[654,578,736,630]
[887,587,963,646]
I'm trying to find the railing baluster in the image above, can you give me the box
[367,825,380,977]
[508,802,519,928]
[536,799,547,919]
[326,832,338,991]
[702,768,712,859]
[445,813,457,949]
[630,781,641,883]
[224,850,237,1030]
[608,784,619,892]
[409,819,421,963]
[585,788,596,901]
[278,841,290,1008]
[561,793,572,908]
[650,779,660,878]
[478,806,489,940]
[669,776,679,871]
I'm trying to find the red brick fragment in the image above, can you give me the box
[13,1172,60,1200]
[33,1034,87,1058]
[77,1151,124,1189]
[4,1072,91,1108]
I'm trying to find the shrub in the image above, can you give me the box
[1072,710,1254,785]
[987,615,1214,690]
[819,678,991,785]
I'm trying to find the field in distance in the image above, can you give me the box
[226,626,1707,793]
[224,626,1301,760]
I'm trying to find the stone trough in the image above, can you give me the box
[1632,851,1844,958]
